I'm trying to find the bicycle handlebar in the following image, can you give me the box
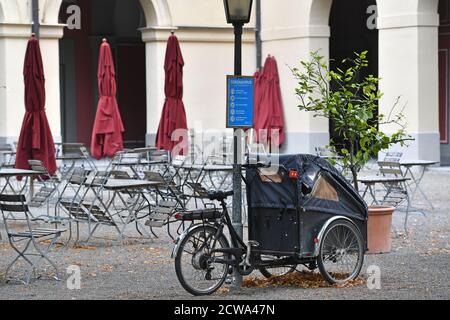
[241,162,270,169]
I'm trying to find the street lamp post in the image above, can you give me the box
[223,0,253,288]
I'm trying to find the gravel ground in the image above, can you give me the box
[0,166,448,300]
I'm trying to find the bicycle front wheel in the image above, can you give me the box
[317,220,364,285]
[175,225,230,296]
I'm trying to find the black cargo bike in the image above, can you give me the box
[171,154,368,296]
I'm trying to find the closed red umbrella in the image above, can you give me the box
[15,35,57,175]
[91,39,124,159]
[155,33,188,154]
[253,56,285,148]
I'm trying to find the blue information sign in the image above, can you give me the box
[226,76,254,128]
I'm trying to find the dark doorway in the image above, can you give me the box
[59,0,147,148]
[329,0,379,149]
[439,0,450,165]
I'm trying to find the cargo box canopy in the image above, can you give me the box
[246,154,368,221]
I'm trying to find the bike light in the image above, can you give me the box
[174,213,183,220]
[313,237,319,244]
[289,170,299,179]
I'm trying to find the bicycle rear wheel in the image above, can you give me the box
[174,225,230,296]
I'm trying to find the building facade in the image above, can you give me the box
[0,0,446,164]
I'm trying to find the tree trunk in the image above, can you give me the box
[351,167,359,192]
[349,140,359,191]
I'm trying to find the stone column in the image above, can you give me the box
[0,23,31,143]
[378,0,440,161]
[260,0,332,154]
[39,23,65,143]
[141,27,172,146]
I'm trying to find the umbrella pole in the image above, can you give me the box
[32,0,40,38]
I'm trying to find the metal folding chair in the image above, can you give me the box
[142,170,188,239]
[57,170,118,243]
[111,149,147,179]
[79,146,98,171]
[28,160,61,212]
[0,194,66,284]
[384,152,403,162]
[378,160,412,231]
[0,143,16,168]
[56,143,90,178]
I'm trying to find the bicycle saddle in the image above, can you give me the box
[207,190,234,201]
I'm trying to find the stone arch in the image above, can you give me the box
[309,0,333,26]
[0,0,23,23]
[139,0,172,27]
[377,0,439,19]
[43,0,171,28]
[41,0,64,24]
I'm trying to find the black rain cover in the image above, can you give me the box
[246,154,368,221]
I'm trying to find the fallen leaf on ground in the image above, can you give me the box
[72,245,97,251]
[243,271,365,289]
[99,264,114,272]
[217,287,230,295]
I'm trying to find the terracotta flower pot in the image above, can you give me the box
[367,205,394,254]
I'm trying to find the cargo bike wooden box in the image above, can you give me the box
[172,154,368,296]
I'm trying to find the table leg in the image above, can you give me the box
[368,184,379,205]
[29,177,34,199]
[405,166,434,210]
[119,192,152,239]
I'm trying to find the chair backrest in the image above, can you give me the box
[113,150,142,166]
[377,161,408,207]
[79,146,90,158]
[62,143,85,156]
[148,149,169,162]
[110,170,132,180]
[0,194,32,232]
[0,144,13,152]
[69,168,90,185]
[0,144,15,165]
[378,161,403,177]
[144,171,166,184]
[91,171,109,185]
[384,152,403,163]
[316,146,336,157]
[187,182,209,198]
[28,159,49,174]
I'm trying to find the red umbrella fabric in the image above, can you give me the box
[155,34,188,154]
[15,35,57,175]
[253,56,285,148]
[91,39,124,159]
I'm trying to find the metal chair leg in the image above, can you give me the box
[4,238,33,283]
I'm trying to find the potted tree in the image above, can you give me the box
[292,51,412,253]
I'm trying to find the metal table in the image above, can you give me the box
[0,168,40,195]
[400,160,439,210]
[112,159,168,178]
[358,176,411,205]
[83,178,163,240]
